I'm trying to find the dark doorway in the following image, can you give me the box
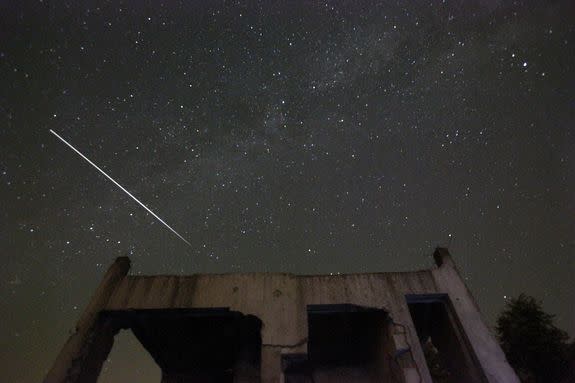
[101,308,262,383]
[285,304,395,383]
[406,294,487,383]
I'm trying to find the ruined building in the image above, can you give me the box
[44,248,519,383]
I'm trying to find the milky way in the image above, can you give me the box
[1,1,573,382]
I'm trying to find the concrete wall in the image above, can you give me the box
[44,257,130,383]
[44,249,519,383]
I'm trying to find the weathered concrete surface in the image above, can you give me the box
[43,257,130,383]
[431,248,520,383]
[44,249,519,383]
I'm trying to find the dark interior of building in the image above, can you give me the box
[283,304,399,383]
[102,308,262,383]
[407,295,487,383]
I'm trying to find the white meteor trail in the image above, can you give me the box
[49,129,192,247]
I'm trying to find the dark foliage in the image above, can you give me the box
[496,294,572,383]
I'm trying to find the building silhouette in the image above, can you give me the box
[44,248,519,383]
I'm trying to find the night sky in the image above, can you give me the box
[1,1,574,382]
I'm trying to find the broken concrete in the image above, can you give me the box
[44,248,519,383]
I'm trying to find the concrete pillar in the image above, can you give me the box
[390,322,420,383]
[431,248,520,383]
[70,317,119,383]
[371,317,422,383]
[261,346,282,383]
[43,257,131,383]
[161,372,216,382]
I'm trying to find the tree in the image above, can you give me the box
[496,294,571,383]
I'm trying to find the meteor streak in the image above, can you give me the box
[49,129,192,247]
